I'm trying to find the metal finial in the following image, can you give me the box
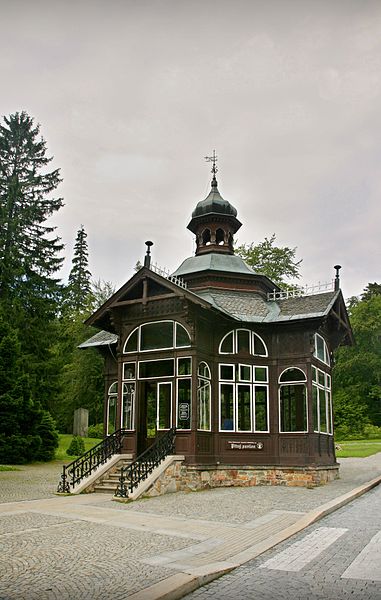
[334,264,341,291]
[144,240,153,268]
[205,150,218,187]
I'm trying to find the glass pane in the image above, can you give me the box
[327,391,332,434]
[253,333,267,356]
[255,386,268,431]
[326,374,331,389]
[220,331,234,353]
[107,395,117,435]
[237,329,250,353]
[319,388,327,433]
[141,321,173,350]
[220,384,234,430]
[280,384,307,432]
[237,385,251,431]
[198,362,210,379]
[312,366,317,382]
[108,381,118,394]
[176,323,191,347]
[315,334,326,362]
[158,383,171,429]
[197,379,210,430]
[239,364,251,381]
[146,383,157,438]
[279,368,306,383]
[139,359,174,379]
[220,364,234,380]
[178,357,191,376]
[177,379,191,429]
[123,362,136,380]
[254,367,268,382]
[125,328,138,352]
[318,370,325,386]
[312,385,319,432]
[122,383,135,429]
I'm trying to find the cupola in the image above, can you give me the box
[187,152,242,256]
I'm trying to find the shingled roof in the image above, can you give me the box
[193,288,339,323]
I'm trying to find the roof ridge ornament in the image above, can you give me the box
[205,149,218,188]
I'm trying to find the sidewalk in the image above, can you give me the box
[1,454,381,600]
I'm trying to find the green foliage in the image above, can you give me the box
[66,436,85,457]
[66,225,92,312]
[0,310,58,463]
[87,423,104,438]
[235,234,302,287]
[333,284,381,435]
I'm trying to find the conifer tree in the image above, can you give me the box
[67,225,92,312]
[0,111,64,301]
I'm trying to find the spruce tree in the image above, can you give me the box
[0,111,64,412]
[67,225,92,312]
[0,111,64,301]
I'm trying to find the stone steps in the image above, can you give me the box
[92,459,132,494]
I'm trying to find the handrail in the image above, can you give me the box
[115,428,176,499]
[57,428,128,493]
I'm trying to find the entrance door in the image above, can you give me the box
[138,381,172,454]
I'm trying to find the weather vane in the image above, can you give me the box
[205,150,218,176]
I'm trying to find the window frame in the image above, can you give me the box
[314,333,330,366]
[123,320,191,353]
[312,366,333,435]
[219,328,268,357]
[278,368,308,434]
[197,361,211,432]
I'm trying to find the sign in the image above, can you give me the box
[179,403,190,420]
[227,440,264,450]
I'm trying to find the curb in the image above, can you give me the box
[128,474,381,600]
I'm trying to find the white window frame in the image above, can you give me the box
[123,361,136,381]
[107,381,118,436]
[123,320,191,353]
[177,356,192,377]
[138,358,175,379]
[312,367,333,435]
[278,368,308,434]
[219,329,268,357]
[197,361,211,432]
[314,333,330,366]
[157,381,173,431]
[121,382,135,431]
[218,363,270,433]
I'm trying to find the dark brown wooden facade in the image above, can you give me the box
[82,175,353,470]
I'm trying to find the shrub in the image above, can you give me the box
[87,423,104,438]
[66,436,85,457]
[363,424,381,439]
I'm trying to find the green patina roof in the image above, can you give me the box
[172,253,255,277]
[191,177,237,219]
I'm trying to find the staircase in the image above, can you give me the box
[92,457,132,493]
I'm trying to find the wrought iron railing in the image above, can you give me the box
[115,428,176,499]
[57,428,128,493]
[267,280,335,301]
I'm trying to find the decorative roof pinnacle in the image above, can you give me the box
[205,149,218,188]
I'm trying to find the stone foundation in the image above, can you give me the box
[144,462,340,498]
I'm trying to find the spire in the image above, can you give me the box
[205,149,218,189]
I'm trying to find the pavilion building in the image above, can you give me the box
[81,168,353,489]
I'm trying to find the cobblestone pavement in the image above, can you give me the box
[186,483,381,600]
[0,454,380,599]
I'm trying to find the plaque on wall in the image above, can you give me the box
[227,441,264,450]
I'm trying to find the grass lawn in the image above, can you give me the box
[55,434,102,461]
[335,439,381,458]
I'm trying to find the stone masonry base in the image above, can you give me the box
[144,462,340,498]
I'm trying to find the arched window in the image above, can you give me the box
[216,228,225,245]
[314,333,330,365]
[219,329,268,357]
[197,362,211,431]
[107,382,118,435]
[279,368,307,433]
[202,229,211,245]
[123,320,191,353]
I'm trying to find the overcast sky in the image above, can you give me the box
[1,0,380,299]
